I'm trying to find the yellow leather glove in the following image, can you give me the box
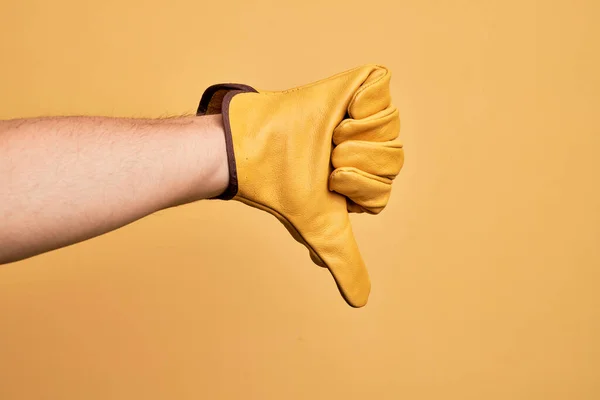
[197,65,403,307]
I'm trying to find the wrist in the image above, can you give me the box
[164,114,229,208]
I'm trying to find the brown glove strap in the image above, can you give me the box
[196,84,257,200]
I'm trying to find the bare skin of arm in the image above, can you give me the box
[0,114,229,265]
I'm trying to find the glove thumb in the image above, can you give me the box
[300,199,370,307]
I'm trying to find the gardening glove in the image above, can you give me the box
[197,65,403,307]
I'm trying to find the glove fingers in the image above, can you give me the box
[331,138,404,179]
[348,66,392,120]
[333,107,400,145]
[329,167,393,214]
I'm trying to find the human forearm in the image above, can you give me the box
[0,114,228,264]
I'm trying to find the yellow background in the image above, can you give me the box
[1,0,599,399]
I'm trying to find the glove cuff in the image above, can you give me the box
[197,84,257,200]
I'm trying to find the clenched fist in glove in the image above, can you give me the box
[197,65,404,307]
